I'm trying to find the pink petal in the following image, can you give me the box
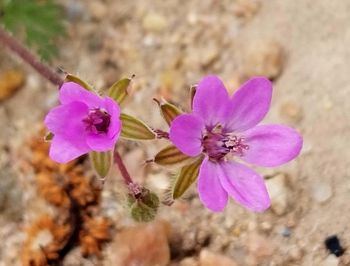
[86,130,120,151]
[241,124,303,167]
[219,161,270,212]
[103,97,121,139]
[192,75,230,129]
[45,101,88,137]
[59,82,103,108]
[197,158,228,212]
[169,114,204,157]
[225,77,272,132]
[49,135,90,163]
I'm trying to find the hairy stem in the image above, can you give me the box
[114,150,133,185]
[0,27,64,86]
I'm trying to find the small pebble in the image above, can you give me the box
[311,182,333,204]
[142,13,168,32]
[281,226,291,237]
[321,254,339,266]
[199,249,238,266]
[265,173,290,215]
[89,1,107,21]
[242,40,284,79]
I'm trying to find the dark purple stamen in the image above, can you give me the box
[83,108,111,134]
[202,126,249,161]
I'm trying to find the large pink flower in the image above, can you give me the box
[169,75,303,212]
[45,82,121,163]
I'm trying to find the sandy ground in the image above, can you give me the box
[0,0,350,265]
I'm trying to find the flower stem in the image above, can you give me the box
[0,27,64,87]
[114,150,133,185]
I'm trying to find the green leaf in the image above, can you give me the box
[155,99,182,126]
[128,188,159,222]
[108,78,131,105]
[172,156,203,199]
[154,144,192,166]
[2,0,65,61]
[89,150,112,178]
[65,74,95,92]
[120,113,156,140]
[44,132,54,142]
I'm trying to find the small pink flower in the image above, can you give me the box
[45,82,121,163]
[169,75,303,212]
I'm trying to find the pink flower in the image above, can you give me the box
[45,82,121,163]
[169,75,303,212]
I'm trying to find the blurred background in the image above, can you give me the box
[0,0,350,265]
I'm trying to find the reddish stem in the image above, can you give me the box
[0,27,64,87]
[114,150,133,185]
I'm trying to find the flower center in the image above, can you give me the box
[202,126,249,161]
[83,108,111,134]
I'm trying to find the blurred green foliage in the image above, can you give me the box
[0,0,65,61]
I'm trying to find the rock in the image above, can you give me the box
[187,13,199,25]
[233,0,260,20]
[247,233,274,259]
[0,70,25,101]
[199,249,238,266]
[280,101,303,124]
[321,255,339,266]
[89,1,107,21]
[242,40,284,79]
[280,226,291,237]
[142,13,168,32]
[260,222,272,232]
[311,182,333,203]
[65,0,85,21]
[104,220,170,266]
[179,257,198,266]
[266,173,290,215]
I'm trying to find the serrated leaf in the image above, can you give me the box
[172,156,203,199]
[44,132,54,142]
[130,201,157,222]
[154,144,192,166]
[120,113,156,140]
[156,100,182,126]
[128,188,159,222]
[108,78,131,105]
[89,150,112,178]
[65,74,95,92]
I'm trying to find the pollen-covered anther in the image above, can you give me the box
[224,135,249,157]
[83,108,111,134]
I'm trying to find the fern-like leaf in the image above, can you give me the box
[1,0,65,61]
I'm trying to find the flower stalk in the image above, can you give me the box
[0,27,64,87]
[113,149,133,185]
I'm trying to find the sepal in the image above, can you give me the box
[65,74,95,92]
[108,77,132,105]
[89,150,112,179]
[120,113,156,140]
